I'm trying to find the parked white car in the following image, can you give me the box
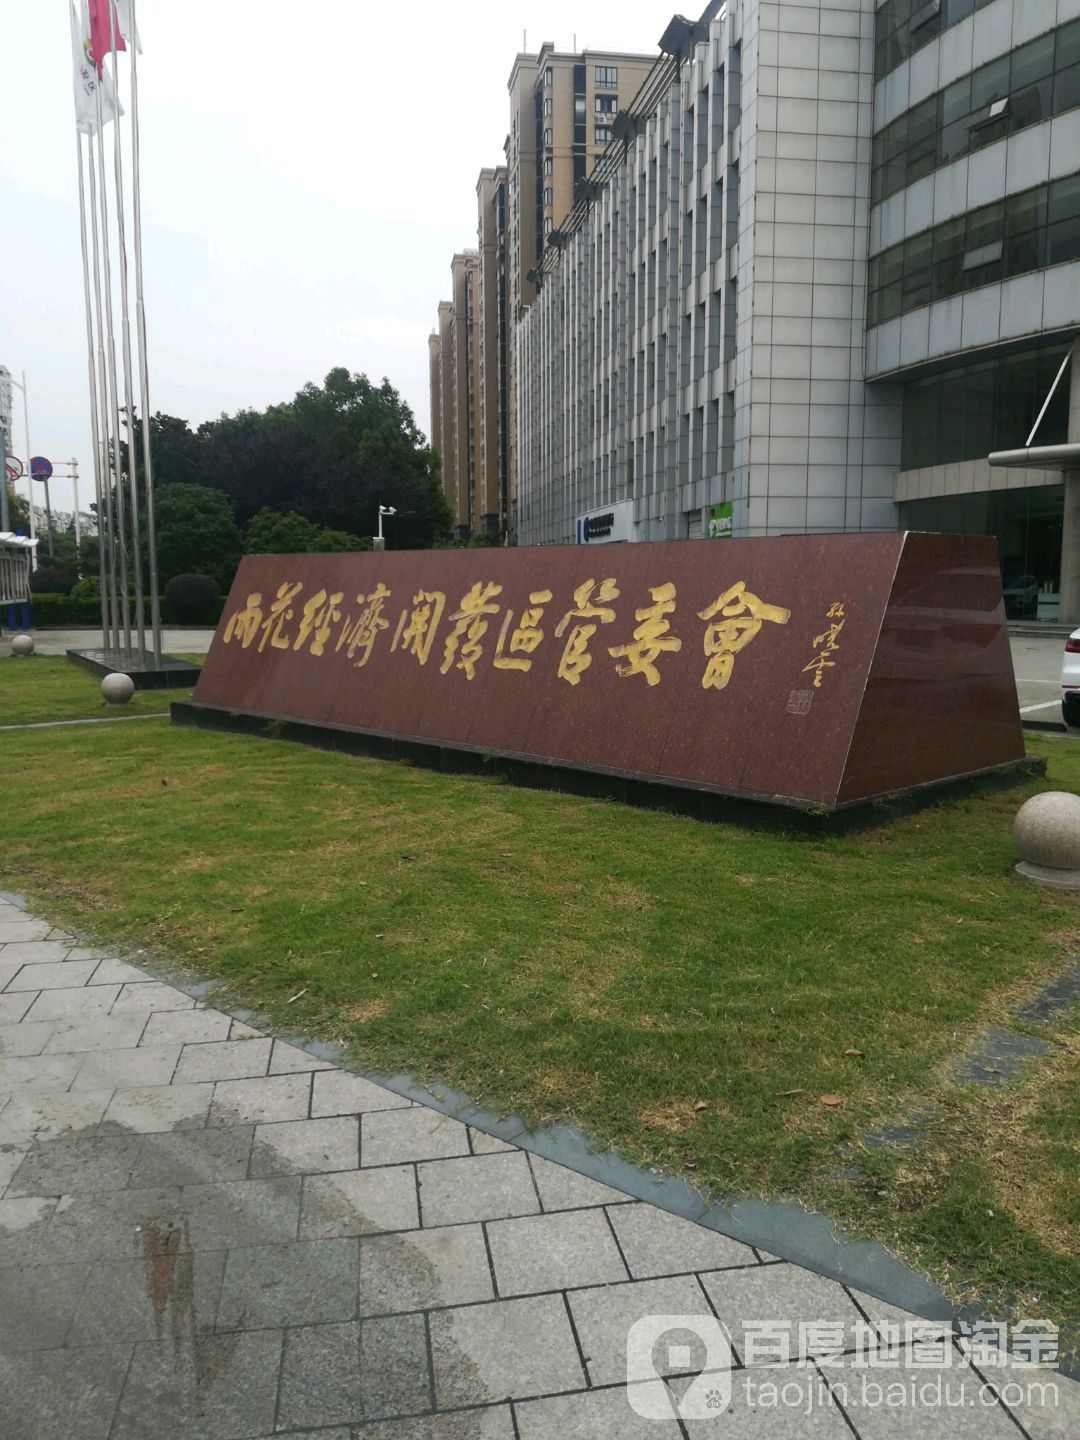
[1062,628,1080,727]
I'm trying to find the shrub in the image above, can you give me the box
[165,573,222,625]
[30,565,78,594]
[29,592,101,626]
[69,576,101,604]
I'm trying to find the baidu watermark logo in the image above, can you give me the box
[625,1314,734,1420]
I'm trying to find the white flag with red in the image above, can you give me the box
[71,2,122,133]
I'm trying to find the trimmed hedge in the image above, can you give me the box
[27,592,226,629]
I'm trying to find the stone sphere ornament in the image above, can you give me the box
[101,671,135,706]
[10,634,34,656]
[1015,791,1080,889]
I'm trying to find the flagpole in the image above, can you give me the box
[93,63,133,662]
[75,127,109,644]
[127,0,161,665]
[107,0,146,657]
[90,72,123,656]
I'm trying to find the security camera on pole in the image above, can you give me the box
[374,505,397,552]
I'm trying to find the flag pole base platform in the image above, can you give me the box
[66,648,202,690]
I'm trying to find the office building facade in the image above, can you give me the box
[515,0,1080,622]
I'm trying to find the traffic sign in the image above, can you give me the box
[30,456,52,482]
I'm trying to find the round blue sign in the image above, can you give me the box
[29,456,52,482]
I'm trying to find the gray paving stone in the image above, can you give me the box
[699,1263,865,1363]
[967,1354,1080,1439]
[104,1081,213,1133]
[488,1208,628,1296]
[0,1052,82,1093]
[174,1036,273,1083]
[838,1361,1021,1438]
[0,1088,113,1144]
[301,1166,419,1239]
[73,1042,181,1090]
[0,1261,90,1351]
[88,958,153,985]
[111,1327,282,1439]
[0,992,36,1025]
[608,1202,757,1278]
[35,1186,183,1265]
[111,980,196,1013]
[277,1321,364,1430]
[568,1274,715,1386]
[128,1126,254,1188]
[44,1014,148,1053]
[417,1151,539,1227]
[363,1105,471,1167]
[0,1343,132,1440]
[0,1196,58,1268]
[273,1432,351,1440]
[350,1411,515,1439]
[0,941,73,966]
[3,958,96,991]
[678,1369,852,1437]
[228,1019,262,1039]
[361,1310,432,1419]
[516,1383,685,1437]
[528,1152,634,1210]
[0,920,51,942]
[181,1176,302,1250]
[7,1133,142,1197]
[359,1223,494,1315]
[269,1038,334,1074]
[313,1068,412,1116]
[69,1249,227,1344]
[24,984,120,1023]
[469,1126,517,1154]
[0,1144,27,1195]
[249,1116,359,1177]
[0,962,22,991]
[217,1237,358,1329]
[430,1293,585,1407]
[0,1021,55,1057]
[139,1007,232,1046]
[208,1072,312,1126]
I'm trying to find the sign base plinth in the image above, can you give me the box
[67,648,202,690]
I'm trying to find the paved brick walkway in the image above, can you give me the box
[0,896,1076,1438]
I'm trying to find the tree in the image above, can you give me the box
[244,508,374,555]
[245,508,319,554]
[153,484,243,589]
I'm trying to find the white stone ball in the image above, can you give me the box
[10,634,34,656]
[1015,791,1080,872]
[101,671,135,705]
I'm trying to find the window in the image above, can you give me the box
[868,176,1080,328]
[595,125,611,145]
[872,19,1080,205]
[595,65,618,86]
[595,95,617,115]
[875,0,998,84]
[544,97,552,117]
[544,66,553,86]
[574,96,586,123]
[544,156,553,176]
[543,186,553,206]
[543,127,553,147]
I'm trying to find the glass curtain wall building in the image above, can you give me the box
[514,0,1080,622]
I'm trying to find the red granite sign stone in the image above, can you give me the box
[190,533,1024,810]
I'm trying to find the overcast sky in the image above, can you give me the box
[0,2,660,516]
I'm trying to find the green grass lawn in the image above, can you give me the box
[0,655,195,725]
[0,676,1077,1335]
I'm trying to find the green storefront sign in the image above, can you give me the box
[707,501,733,538]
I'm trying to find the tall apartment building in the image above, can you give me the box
[504,45,655,536]
[516,0,1080,623]
[429,43,656,542]
[434,252,480,538]
[476,167,508,535]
